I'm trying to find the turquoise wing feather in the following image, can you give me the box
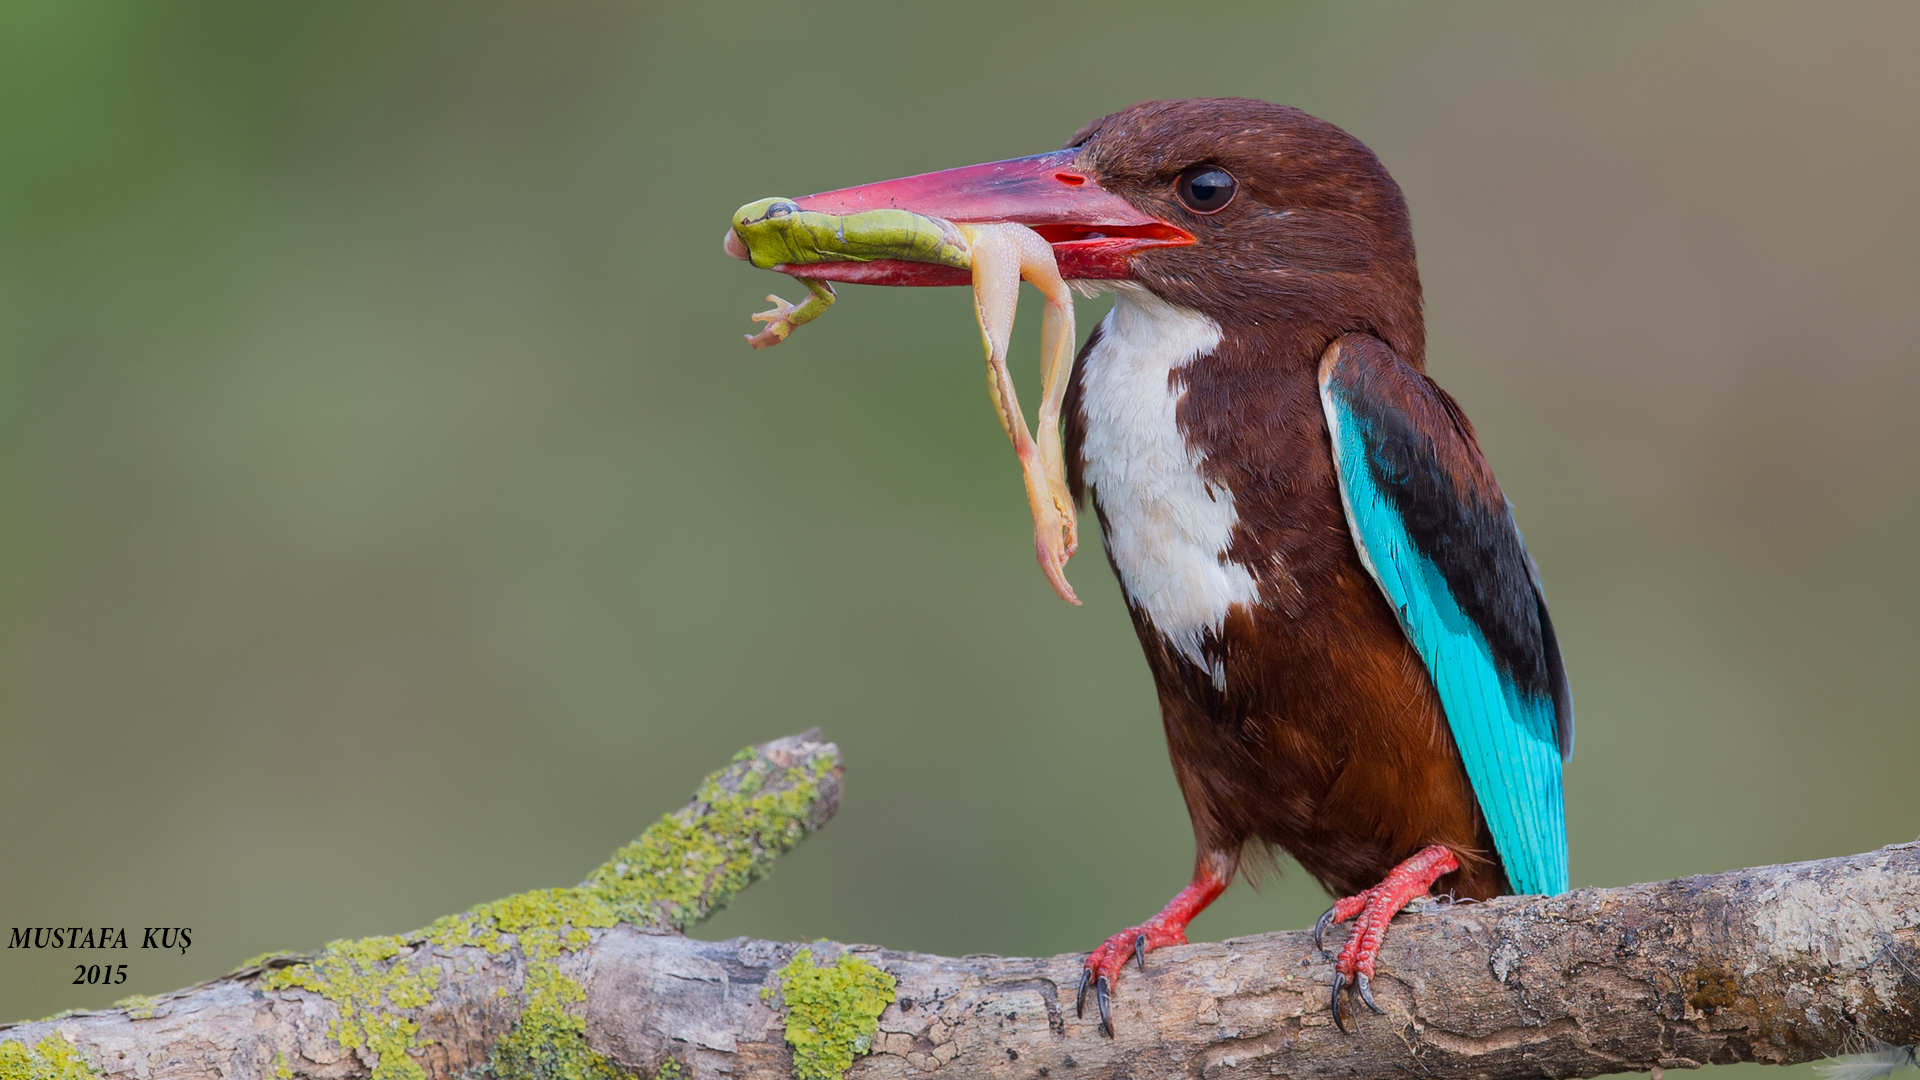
[1319,335,1571,896]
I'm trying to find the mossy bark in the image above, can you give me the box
[4,734,1917,1080]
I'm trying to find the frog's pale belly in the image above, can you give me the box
[1078,286,1260,687]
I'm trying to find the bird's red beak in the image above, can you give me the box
[722,149,1191,285]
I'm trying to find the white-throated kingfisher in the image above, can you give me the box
[726,98,1574,1034]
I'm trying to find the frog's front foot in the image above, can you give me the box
[746,293,802,349]
[745,278,835,350]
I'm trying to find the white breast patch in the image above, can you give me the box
[1079,285,1260,688]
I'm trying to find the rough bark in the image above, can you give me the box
[4,731,1916,1080]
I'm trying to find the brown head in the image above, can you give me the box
[1068,99,1425,366]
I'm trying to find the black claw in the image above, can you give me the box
[1357,972,1384,1014]
[1134,934,1148,973]
[1314,905,1338,953]
[1075,966,1090,1018]
[1330,971,1348,1033]
[1096,975,1113,1037]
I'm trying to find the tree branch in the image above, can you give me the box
[4,731,1916,1080]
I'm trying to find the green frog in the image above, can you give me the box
[726,198,1082,604]
[728,198,970,349]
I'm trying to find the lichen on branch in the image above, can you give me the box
[260,938,438,1080]
[587,742,840,931]
[0,1038,98,1080]
[252,731,843,1080]
[762,950,897,1080]
[8,736,1913,1080]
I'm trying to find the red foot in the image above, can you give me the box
[1077,865,1229,1036]
[1313,844,1460,1032]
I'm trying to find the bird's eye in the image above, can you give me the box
[1175,167,1236,214]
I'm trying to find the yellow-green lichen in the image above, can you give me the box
[256,743,834,1080]
[484,957,626,1080]
[111,994,160,1020]
[460,900,628,1080]
[261,936,439,1080]
[0,1037,99,1080]
[763,950,896,1080]
[423,888,618,956]
[586,752,835,931]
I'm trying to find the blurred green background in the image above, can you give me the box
[2,2,1915,1073]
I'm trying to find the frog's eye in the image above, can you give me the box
[1175,166,1236,214]
[765,200,799,218]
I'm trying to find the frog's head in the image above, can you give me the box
[728,199,812,268]
[732,197,801,230]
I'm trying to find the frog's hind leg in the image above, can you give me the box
[746,277,835,349]
[1018,228,1079,572]
[957,222,1079,605]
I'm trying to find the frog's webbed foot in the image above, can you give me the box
[746,294,800,349]
[957,222,1080,604]
[746,277,835,350]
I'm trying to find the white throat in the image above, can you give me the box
[1078,286,1259,688]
